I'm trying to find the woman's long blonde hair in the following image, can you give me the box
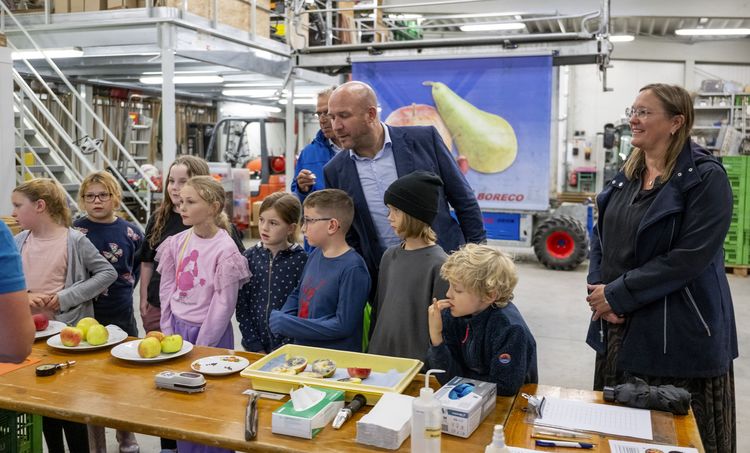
[148,155,210,247]
[184,176,232,234]
[622,83,694,182]
[14,178,72,227]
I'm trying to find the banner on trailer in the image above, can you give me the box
[352,55,552,211]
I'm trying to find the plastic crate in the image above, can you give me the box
[0,410,42,453]
[721,156,749,176]
[725,248,741,266]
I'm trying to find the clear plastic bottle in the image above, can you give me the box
[484,424,511,453]
[411,369,445,453]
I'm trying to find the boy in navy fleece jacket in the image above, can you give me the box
[427,244,537,396]
[269,189,370,352]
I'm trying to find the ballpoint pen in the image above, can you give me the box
[535,440,594,449]
[531,426,592,440]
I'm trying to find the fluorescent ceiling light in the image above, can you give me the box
[460,22,525,32]
[222,89,279,97]
[12,48,84,60]
[675,28,750,36]
[224,82,282,88]
[244,105,282,113]
[609,34,635,42]
[278,98,318,105]
[141,70,222,75]
[139,75,223,84]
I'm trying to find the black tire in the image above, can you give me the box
[532,215,588,270]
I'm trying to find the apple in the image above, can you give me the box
[385,104,453,150]
[146,331,166,342]
[160,334,183,354]
[86,324,109,346]
[32,314,49,331]
[347,367,372,379]
[60,326,84,347]
[75,317,99,337]
[138,337,161,358]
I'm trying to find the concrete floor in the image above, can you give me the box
[88,248,749,453]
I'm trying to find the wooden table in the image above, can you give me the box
[0,340,515,452]
[504,384,705,452]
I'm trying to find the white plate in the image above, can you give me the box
[191,355,250,376]
[110,339,194,363]
[35,320,66,340]
[47,324,128,350]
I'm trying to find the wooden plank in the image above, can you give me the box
[0,342,516,452]
[505,384,705,453]
[726,265,749,277]
[0,33,6,48]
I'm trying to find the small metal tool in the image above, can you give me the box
[35,361,76,377]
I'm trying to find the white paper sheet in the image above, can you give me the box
[609,439,699,453]
[534,397,653,440]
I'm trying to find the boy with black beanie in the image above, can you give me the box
[368,171,450,368]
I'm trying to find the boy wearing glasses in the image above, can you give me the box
[269,189,371,352]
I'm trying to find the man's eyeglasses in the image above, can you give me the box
[83,192,112,202]
[625,107,662,119]
[314,111,329,120]
[302,217,332,225]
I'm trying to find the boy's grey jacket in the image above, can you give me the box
[15,228,117,325]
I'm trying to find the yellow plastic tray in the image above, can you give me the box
[240,344,422,405]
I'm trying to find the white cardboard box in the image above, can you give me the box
[435,376,497,438]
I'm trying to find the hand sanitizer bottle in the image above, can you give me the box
[411,369,445,453]
[484,424,511,453]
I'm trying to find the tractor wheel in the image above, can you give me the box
[532,215,588,270]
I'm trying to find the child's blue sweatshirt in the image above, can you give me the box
[269,248,370,352]
[73,217,143,334]
[427,302,538,396]
[236,242,307,353]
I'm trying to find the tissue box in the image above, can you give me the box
[435,377,497,438]
[272,387,344,439]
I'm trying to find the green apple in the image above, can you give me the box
[138,337,161,358]
[160,334,183,354]
[60,326,84,347]
[86,324,109,346]
[75,317,99,337]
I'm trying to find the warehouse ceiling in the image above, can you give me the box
[5,0,750,107]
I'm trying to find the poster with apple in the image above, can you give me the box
[353,55,552,211]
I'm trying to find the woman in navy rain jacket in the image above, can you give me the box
[585,84,737,453]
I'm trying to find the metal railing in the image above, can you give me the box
[1,2,156,228]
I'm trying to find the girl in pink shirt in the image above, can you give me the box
[157,177,250,453]
[157,175,251,348]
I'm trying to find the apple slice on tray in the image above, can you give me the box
[47,324,128,350]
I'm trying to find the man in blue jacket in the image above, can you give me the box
[324,81,486,303]
[291,87,343,202]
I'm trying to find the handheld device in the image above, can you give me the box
[154,370,206,393]
[36,361,76,377]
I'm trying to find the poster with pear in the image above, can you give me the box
[354,56,553,211]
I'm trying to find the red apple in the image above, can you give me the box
[385,104,453,151]
[347,367,372,379]
[32,314,49,331]
[60,326,83,347]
